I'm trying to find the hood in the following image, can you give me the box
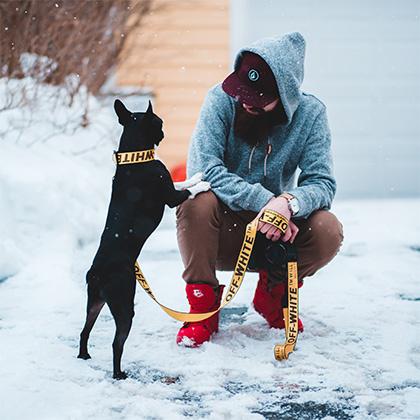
[234,32,306,125]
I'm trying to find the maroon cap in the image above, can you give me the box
[222,52,279,108]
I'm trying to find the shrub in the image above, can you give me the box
[0,0,152,100]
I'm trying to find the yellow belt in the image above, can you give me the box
[134,209,299,360]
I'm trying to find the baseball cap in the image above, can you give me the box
[222,52,279,108]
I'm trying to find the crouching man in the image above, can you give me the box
[176,32,344,347]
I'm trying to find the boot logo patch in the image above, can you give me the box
[193,289,204,298]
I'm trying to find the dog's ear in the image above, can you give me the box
[114,99,132,125]
[142,100,154,124]
[146,100,153,115]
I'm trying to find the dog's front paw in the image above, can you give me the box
[188,181,211,199]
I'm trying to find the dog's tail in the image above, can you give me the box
[86,268,101,287]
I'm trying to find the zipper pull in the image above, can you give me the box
[264,142,272,180]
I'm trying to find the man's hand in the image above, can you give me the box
[174,172,203,190]
[257,196,299,243]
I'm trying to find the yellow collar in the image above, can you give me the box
[113,149,155,165]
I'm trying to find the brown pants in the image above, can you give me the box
[176,191,344,287]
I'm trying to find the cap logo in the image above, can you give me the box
[248,69,259,82]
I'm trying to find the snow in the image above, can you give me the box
[1,78,420,419]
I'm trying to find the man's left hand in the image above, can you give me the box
[256,196,299,243]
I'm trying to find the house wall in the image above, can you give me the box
[231,0,420,198]
[117,0,230,169]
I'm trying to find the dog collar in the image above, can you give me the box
[113,149,155,165]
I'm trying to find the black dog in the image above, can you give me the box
[78,99,209,379]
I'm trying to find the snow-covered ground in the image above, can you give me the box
[1,78,420,419]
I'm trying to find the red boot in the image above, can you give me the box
[176,283,224,347]
[253,270,304,332]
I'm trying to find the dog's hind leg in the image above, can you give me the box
[78,283,105,360]
[107,286,135,380]
[111,311,133,380]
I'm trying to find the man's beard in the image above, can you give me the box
[233,102,288,146]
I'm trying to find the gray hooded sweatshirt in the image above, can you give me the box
[187,32,336,219]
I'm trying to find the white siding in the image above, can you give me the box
[231,0,420,198]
